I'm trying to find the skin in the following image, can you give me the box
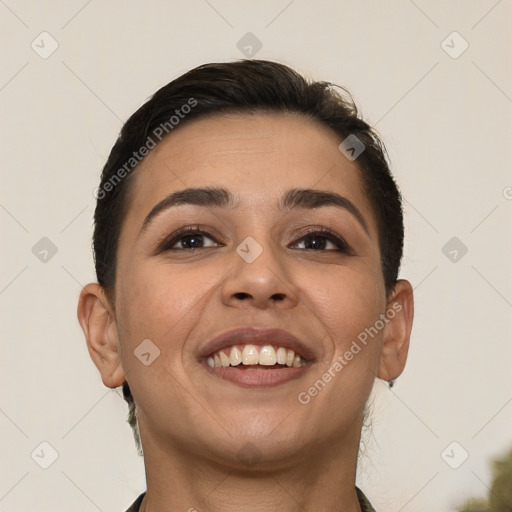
[78,112,414,512]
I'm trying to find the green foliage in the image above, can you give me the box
[457,446,512,512]
[488,446,512,512]
[457,497,489,512]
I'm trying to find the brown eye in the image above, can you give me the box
[159,227,220,251]
[173,233,213,249]
[292,229,351,253]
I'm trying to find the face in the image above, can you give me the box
[80,112,412,468]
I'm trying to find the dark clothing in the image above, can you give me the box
[125,492,144,511]
[357,487,377,512]
[125,487,376,511]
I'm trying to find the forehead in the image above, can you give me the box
[122,112,376,234]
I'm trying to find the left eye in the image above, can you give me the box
[292,232,349,252]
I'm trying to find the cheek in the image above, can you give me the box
[116,260,216,363]
[302,262,385,344]
[114,260,233,441]
[301,270,384,405]
[302,263,385,406]
[285,266,385,439]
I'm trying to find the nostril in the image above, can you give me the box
[234,292,251,300]
[234,292,287,301]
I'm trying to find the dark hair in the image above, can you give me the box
[93,59,404,453]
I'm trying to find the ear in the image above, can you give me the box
[377,279,414,382]
[77,283,126,388]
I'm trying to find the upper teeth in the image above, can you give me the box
[206,345,306,368]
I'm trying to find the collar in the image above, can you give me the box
[356,486,377,511]
[125,487,376,511]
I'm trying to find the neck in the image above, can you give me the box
[138,429,363,512]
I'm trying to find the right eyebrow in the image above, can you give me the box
[138,187,235,238]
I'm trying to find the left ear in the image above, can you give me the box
[377,279,414,381]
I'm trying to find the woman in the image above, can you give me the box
[78,59,414,512]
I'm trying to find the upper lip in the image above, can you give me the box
[199,327,316,362]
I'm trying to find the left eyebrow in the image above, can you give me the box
[138,186,370,238]
[281,188,369,235]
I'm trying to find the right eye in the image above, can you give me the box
[161,228,221,251]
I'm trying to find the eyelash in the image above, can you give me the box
[159,225,352,254]
[292,225,351,253]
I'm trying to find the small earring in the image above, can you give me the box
[388,379,395,388]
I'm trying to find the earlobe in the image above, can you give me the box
[377,279,414,382]
[77,283,126,388]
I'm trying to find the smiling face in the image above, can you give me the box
[80,111,413,470]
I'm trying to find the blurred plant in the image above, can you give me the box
[457,497,489,512]
[457,445,512,512]
[488,445,512,511]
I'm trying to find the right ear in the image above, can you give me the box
[77,283,126,388]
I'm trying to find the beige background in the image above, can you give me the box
[1,1,511,511]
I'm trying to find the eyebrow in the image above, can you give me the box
[138,186,369,237]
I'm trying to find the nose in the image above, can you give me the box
[221,238,300,310]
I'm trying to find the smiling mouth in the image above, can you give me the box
[203,343,310,387]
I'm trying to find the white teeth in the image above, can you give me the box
[242,345,259,365]
[219,351,230,367]
[286,349,295,367]
[259,345,277,365]
[229,347,242,366]
[276,347,287,365]
[292,354,303,367]
[207,345,307,368]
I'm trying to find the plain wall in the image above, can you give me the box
[1,1,511,511]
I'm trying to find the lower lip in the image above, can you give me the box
[202,363,311,388]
